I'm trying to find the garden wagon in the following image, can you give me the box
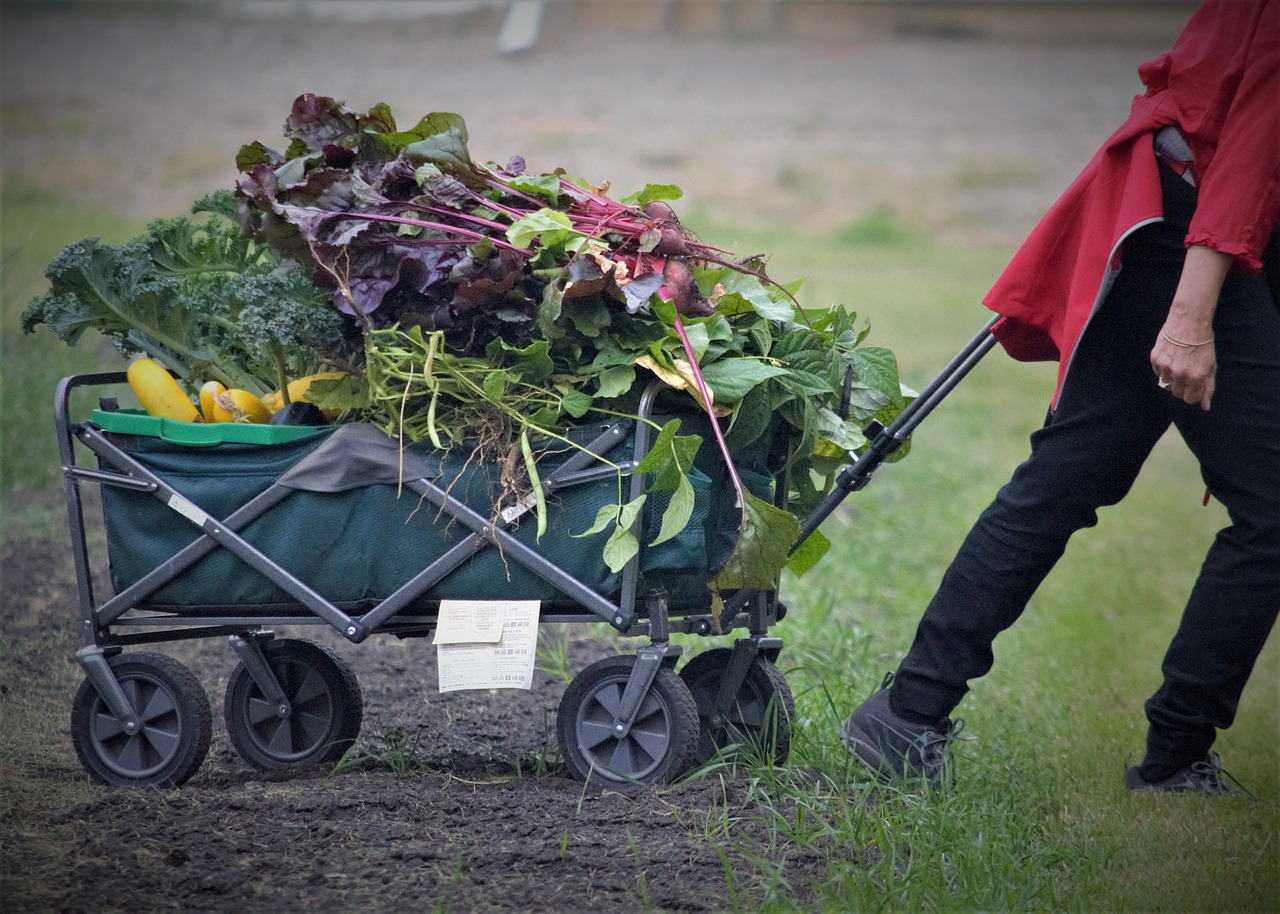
[55,318,998,788]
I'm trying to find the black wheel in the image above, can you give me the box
[557,654,699,786]
[223,638,362,770]
[679,649,794,766]
[71,652,212,787]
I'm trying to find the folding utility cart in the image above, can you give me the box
[56,319,997,788]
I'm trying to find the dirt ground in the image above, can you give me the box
[2,530,832,914]
[1,3,1188,913]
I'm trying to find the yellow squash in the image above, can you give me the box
[126,358,200,423]
[262,371,346,419]
[198,380,227,423]
[211,389,271,424]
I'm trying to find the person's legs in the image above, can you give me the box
[842,162,1277,789]
[889,234,1182,723]
[840,269,1176,783]
[1137,261,1280,780]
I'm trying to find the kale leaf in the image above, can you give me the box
[22,190,352,395]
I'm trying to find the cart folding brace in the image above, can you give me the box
[56,318,998,788]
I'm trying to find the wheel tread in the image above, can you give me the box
[223,638,362,770]
[70,652,212,788]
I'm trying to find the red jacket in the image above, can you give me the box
[986,0,1280,402]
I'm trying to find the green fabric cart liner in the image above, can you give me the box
[98,420,750,611]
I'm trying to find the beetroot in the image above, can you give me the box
[662,258,713,317]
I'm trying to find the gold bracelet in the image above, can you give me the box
[1160,328,1214,348]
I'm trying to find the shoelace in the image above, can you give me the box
[915,718,973,767]
[1190,752,1258,801]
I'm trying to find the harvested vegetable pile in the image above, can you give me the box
[23,94,910,591]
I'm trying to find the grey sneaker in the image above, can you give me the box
[1124,751,1255,799]
[839,675,965,786]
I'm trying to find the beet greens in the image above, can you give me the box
[230,94,915,585]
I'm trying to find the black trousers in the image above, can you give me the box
[891,164,1280,772]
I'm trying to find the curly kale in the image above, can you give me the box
[22,190,356,396]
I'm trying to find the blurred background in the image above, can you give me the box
[3,0,1194,240]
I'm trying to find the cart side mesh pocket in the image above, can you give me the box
[706,462,776,574]
[640,468,712,574]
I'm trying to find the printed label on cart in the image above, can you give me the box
[435,600,540,692]
[499,491,539,524]
[166,493,209,528]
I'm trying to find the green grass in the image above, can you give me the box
[674,218,1279,912]
[5,200,1275,912]
[2,193,144,533]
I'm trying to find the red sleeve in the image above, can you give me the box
[1185,0,1280,273]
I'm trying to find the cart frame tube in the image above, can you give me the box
[716,318,1000,630]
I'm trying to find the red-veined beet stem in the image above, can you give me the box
[401,203,516,234]
[311,209,530,255]
[672,316,746,509]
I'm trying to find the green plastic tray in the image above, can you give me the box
[91,409,330,446]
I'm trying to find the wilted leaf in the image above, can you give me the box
[785,528,830,577]
[711,491,799,591]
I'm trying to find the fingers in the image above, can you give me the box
[1152,367,1215,410]
[1151,345,1216,411]
[1199,375,1215,411]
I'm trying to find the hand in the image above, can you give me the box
[1151,331,1216,410]
[1150,245,1230,412]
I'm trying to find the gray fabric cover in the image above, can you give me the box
[276,423,436,492]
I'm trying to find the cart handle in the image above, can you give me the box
[825,313,1001,504]
[716,315,1001,629]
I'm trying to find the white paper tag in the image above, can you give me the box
[435,600,540,692]
[499,491,539,524]
[434,599,506,644]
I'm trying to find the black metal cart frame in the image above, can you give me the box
[55,317,998,787]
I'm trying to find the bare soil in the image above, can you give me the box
[1,4,1183,912]
[1,533,824,913]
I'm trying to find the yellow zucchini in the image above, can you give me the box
[126,358,200,423]
[211,389,271,424]
[262,371,346,418]
[198,380,227,423]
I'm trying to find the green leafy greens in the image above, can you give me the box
[25,94,913,591]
